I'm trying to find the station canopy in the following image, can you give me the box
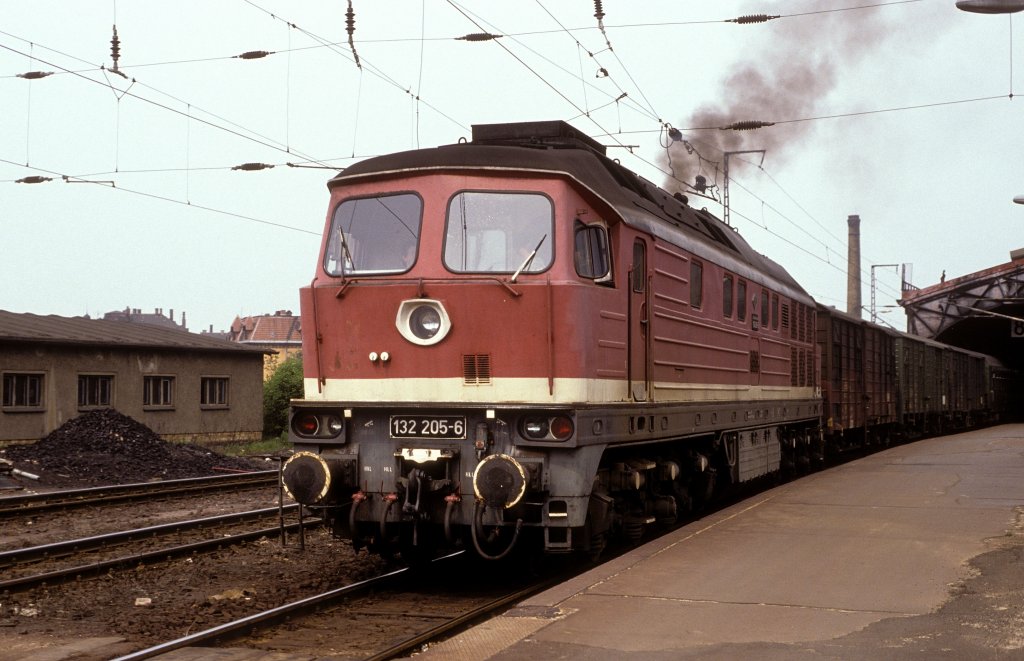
[899,251,1024,370]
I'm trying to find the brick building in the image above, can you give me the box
[227,310,302,379]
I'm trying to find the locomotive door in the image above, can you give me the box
[628,239,649,401]
[750,286,762,387]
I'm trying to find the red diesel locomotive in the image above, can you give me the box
[281,120,823,561]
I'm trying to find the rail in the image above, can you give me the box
[0,470,278,517]
[0,506,314,593]
[109,562,429,660]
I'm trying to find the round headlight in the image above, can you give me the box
[395,299,452,346]
[410,305,442,340]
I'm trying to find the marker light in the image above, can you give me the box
[291,412,344,439]
[520,414,574,441]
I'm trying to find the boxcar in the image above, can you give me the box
[893,332,989,435]
[815,305,897,446]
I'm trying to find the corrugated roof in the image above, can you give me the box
[0,310,268,354]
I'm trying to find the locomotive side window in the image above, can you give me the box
[631,240,646,292]
[723,274,734,318]
[573,220,611,280]
[761,291,769,331]
[737,280,747,322]
[443,192,553,273]
[690,261,703,309]
[325,193,422,276]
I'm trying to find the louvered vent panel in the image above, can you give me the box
[463,354,491,384]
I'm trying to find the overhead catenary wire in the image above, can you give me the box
[4,2,963,335]
[0,41,329,168]
[0,0,999,311]
[0,1,925,77]
[534,0,664,126]
[0,156,320,237]
[241,0,468,135]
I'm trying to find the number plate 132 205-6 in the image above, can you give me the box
[389,415,467,440]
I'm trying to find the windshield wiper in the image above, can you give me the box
[511,234,547,284]
[338,229,355,281]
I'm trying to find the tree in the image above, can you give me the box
[263,354,304,438]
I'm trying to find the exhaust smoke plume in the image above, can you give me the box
[661,1,899,197]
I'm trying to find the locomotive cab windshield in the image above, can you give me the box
[325,192,422,275]
[443,191,554,274]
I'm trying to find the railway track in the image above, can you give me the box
[1,504,318,593]
[108,551,566,661]
[0,469,280,518]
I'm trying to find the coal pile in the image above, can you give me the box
[2,408,266,486]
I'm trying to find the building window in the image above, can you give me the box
[690,261,703,309]
[143,375,175,408]
[201,377,229,408]
[2,372,44,409]
[78,374,113,408]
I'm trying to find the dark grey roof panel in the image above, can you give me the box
[0,311,268,354]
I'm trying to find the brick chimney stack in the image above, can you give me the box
[847,214,862,318]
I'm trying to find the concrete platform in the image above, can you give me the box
[417,423,1024,660]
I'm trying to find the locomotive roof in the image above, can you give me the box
[330,121,812,304]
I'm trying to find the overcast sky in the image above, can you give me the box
[2,1,1021,333]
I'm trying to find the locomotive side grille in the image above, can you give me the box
[463,354,492,384]
[781,303,791,332]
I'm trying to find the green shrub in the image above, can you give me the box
[263,354,304,439]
